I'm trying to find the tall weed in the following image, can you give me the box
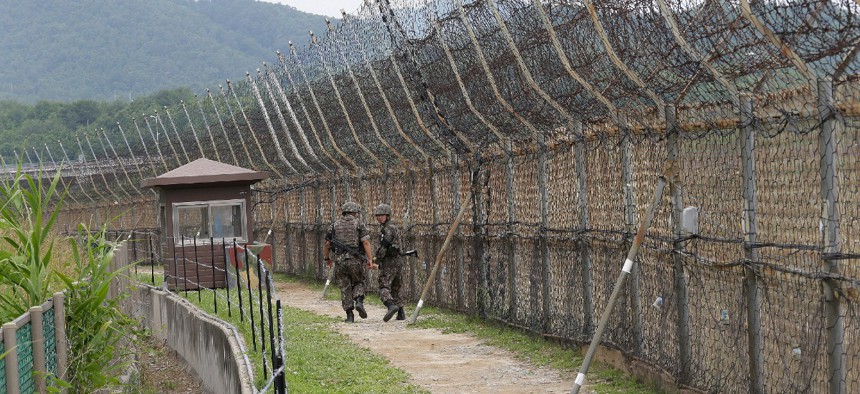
[0,164,139,392]
[56,225,140,393]
[0,166,62,321]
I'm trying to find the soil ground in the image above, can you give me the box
[133,334,208,394]
[274,280,573,393]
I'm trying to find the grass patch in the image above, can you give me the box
[274,272,657,392]
[135,272,424,393]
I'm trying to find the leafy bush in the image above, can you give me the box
[0,164,139,392]
[56,225,140,393]
[0,166,62,321]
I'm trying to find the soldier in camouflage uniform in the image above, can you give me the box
[374,203,405,321]
[323,201,375,323]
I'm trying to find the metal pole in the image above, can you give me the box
[574,123,593,337]
[172,237,179,292]
[313,178,322,279]
[571,176,666,394]
[740,94,765,393]
[245,242,257,351]
[621,132,642,353]
[298,180,307,276]
[453,154,465,307]
[257,258,267,379]
[818,78,845,394]
[235,239,244,322]
[409,191,474,324]
[266,272,277,380]
[194,236,201,302]
[275,300,287,393]
[505,142,517,320]
[538,136,551,330]
[224,238,232,318]
[181,236,188,295]
[211,237,217,314]
[473,155,489,319]
[666,108,692,384]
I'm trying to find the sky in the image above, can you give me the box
[262,0,365,18]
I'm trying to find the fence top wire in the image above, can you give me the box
[1,0,858,193]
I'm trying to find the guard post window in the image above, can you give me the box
[173,199,245,245]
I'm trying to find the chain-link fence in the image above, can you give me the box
[3,0,858,392]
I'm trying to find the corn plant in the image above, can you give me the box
[0,164,139,392]
[0,166,62,321]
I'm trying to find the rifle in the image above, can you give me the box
[328,237,368,262]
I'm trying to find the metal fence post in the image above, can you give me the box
[505,141,518,321]
[30,305,46,393]
[453,153,465,308]
[818,78,845,394]
[472,153,489,318]
[429,158,443,302]
[406,162,415,298]
[666,106,691,384]
[3,322,20,394]
[538,136,551,331]
[621,131,641,353]
[298,179,307,276]
[574,122,593,338]
[285,199,293,273]
[740,93,765,394]
[314,178,322,279]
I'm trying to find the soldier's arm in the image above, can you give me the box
[323,224,333,266]
[356,221,376,268]
[361,237,375,268]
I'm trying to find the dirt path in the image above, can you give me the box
[273,281,572,393]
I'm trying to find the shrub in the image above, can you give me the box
[0,163,138,392]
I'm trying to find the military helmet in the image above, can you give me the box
[341,201,361,214]
[373,203,392,216]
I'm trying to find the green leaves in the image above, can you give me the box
[0,162,138,392]
[58,225,140,393]
[0,164,63,321]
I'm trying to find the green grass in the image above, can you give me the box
[135,272,425,393]
[276,273,659,393]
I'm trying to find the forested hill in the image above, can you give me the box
[0,0,328,103]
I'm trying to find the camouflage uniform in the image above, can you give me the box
[374,203,405,321]
[327,212,370,312]
[376,220,403,309]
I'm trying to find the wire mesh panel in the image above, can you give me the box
[17,323,34,394]
[43,308,58,379]
[0,339,5,393]
[758,267,829,393]
[683,258,750,392]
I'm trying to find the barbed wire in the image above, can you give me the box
[3,0,859,392]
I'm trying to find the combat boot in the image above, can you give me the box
[345,309,355,323]
[354,296,368,319]
[383,302,399,322]
[396,307,405,320]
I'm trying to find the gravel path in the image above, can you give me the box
[274,280,572,393]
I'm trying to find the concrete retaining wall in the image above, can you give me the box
[130,286,254,394]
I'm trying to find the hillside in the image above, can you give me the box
[0,0,328,102]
